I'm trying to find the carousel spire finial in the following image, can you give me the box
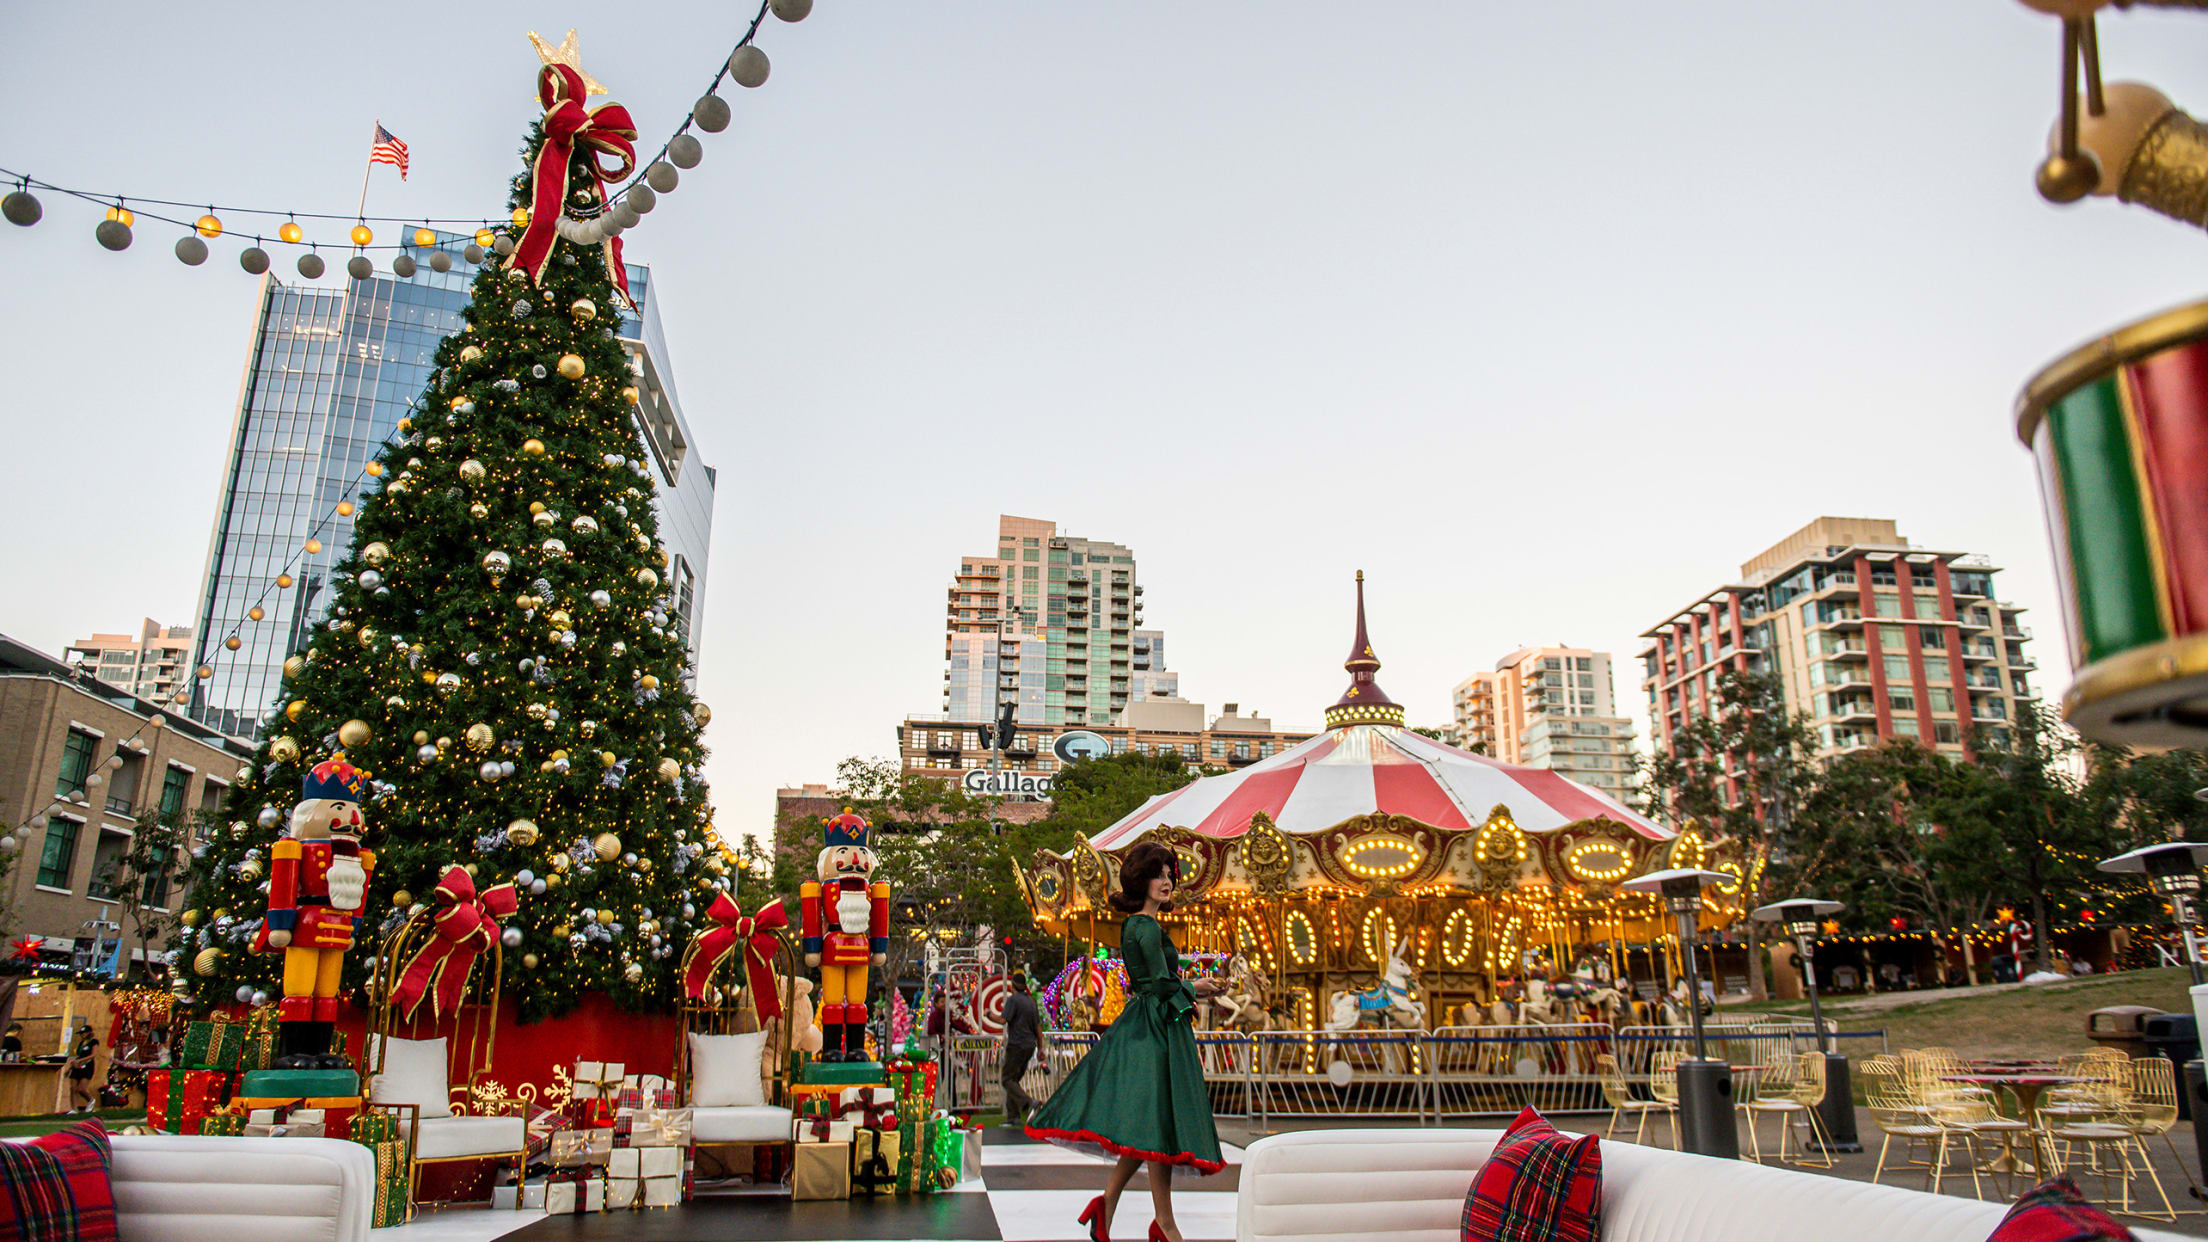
[1326,570,1404,729]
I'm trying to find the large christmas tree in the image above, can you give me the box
[176,53,728,1023]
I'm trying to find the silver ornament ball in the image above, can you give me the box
[479,760,503,782]
[429,249,453,273]
[492,234,515,257]
[235,985,256,1004]
[297,252,325,278]
[463,243,485,264]
[501,926,523,948]
[645,162,680,193]
[627,185,656,214]
[771,0,812,20]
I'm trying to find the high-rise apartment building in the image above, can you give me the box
[185,239,714,739]
[1639,517,2038,800]
[1447,646,1637,799]
[941,515,1172,728]
[64,621,195,705]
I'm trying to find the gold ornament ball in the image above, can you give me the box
[470,503,490,519]
[414,227,438,248]
[392,890,413,909]
[278,220,303,244]
[522,953,539,969]
[600,751,618,768]
[550,853,570,873]
[277,573,295,589]
[365,462,383,477]
[192,947,223,977]
[196,213,223,239]
[594,832,621,861]
[657,757,680,781]
[624,962,644,984]
[269,735,301,764]
[528,501,547,514]
[693,703,712,726]
[337,718,372,748]
[511,207,530,228]
[213,907,230,921]
[303,538,322,554]
[570,298,597,321]
[595,907,616,926]
[620,386,640,405]
[285,700,306,721]
[639,674,660,691]
[637,568,659,588]
[224,636,242,651]
[239,859,264,881]
[180,909,201,927]
[547,872,563,889]
[556,354,586,379]
[507,819,540,847]
[466,723,496,751]
[459,345,483,362]
[283,654,306,678]
[460,459,487,482]
[474,228,495,247]
[357,627,378,648]
[396,416,413,433]
[350,223,374,247]
[413,730,430,745]
[522,439,547,457]
[335,501,354,517]
[248,605,266,622]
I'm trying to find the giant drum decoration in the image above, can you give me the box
[2017,298,2208,747]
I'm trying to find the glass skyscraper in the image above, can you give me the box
[185,238,715,739]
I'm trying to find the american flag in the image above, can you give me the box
[369,124,409,179]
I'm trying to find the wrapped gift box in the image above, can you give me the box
[852,1127,900,1197]
[352,1109,403,1146]
[795,1116,856,1144]
[236,1008,280,1074]
[550,1128,614,1167]
[642,1175,682,1208]
[372,1176,410,1229]
[616,1082,678,1112]
[146,1068,230,1135]
[834,1085,897,1129]
[571,1061,625,1101]
[793,1140,851,1201]
[200,1110,247,1138]
[491,1181,547,1210]
[306,1097,359,1141]
[358,1138,407,1181]
[545,1174,605,1215]
[625,1107,692,1148]
[179,1017,247,1073]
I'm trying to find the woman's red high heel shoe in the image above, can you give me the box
[1148,1224,1173,1242]
[1077,1195,1109,1242]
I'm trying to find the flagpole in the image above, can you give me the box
[355,121,378,225]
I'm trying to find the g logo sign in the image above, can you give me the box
[1053,730,1110,764]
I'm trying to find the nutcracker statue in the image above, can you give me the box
[800,810,890,1063]
[251,756,377,1071]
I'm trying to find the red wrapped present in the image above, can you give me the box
[147,1068,230,1135]
[615,1083,678,1112]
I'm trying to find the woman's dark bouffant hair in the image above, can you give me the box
[1108,842,1180,915]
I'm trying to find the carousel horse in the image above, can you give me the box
[1216,953,1274,1034]
[1324,940,1427,1034]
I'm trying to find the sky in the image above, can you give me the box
[3,3,2205,844]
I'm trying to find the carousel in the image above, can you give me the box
[1017,575,1757,1037]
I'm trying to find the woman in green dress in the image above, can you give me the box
[1026,842,1225,1242]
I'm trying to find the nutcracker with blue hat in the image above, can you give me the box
[252,755,378,1074]
[800,809,891,1064]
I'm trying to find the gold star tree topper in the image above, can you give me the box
[528,28,606,96]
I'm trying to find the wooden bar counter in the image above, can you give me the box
[0,1061,67,1116]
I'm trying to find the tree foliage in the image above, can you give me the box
[173,115,724,1021]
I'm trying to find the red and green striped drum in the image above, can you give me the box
[2017,299,2208,747]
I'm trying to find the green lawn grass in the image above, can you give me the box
[0,1108,141,1139]
[1721,967,2198,1060]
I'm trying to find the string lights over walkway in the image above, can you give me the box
[0,0,811,280]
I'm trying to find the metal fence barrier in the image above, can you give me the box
[1007,1021,1887,1129]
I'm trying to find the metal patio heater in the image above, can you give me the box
[1622,868,1736,1159]
[1751,897,1858,1152]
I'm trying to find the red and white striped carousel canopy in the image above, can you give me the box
[1088,722,1673,851]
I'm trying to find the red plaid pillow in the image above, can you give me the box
[0,1120,119,1242]
[1987,1176,2136,1242]
[1460,1107,1600,1242]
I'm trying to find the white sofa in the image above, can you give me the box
[110,1134,372,1242]
[1236,1127,2190,1242]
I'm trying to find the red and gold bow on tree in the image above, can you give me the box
[681,895,788,1017]
[392,866,520,1021]
[509,62,638,306]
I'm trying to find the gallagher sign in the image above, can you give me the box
[962,769,1056,799]
[1052,730,1111,763]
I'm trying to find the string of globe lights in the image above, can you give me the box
[0,0,813,279]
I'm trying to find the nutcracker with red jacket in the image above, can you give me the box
[801,810,891,1063]
[251,756,377,1070]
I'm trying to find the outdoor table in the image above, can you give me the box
[1939,1072,2082,1175]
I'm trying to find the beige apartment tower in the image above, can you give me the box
[1639,516,2037,806]
[1449,646,1637,799]
[64,620,195,707]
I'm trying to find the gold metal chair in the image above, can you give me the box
[1646,1050,1684,1151]
[1745,1050,1835,1167]
[2048,1057,2166,1220]
[2117,1054,2186,1220]
[1862,1058,1970,1193]
[364,906,529,1220]
[1596,1053,1671,1146]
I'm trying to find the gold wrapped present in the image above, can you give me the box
[550,1128,613,1166]
[625,1107,692,1147]
[793,1140,851,1201]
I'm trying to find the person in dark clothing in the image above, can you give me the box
[67,1022,98,1112]
[1000,974,1042,1125]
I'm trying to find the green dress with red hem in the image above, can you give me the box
[1024,913,1224,1174]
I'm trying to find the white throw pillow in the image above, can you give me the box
[688,1031,768,1108]
[369,1035,453,1119]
